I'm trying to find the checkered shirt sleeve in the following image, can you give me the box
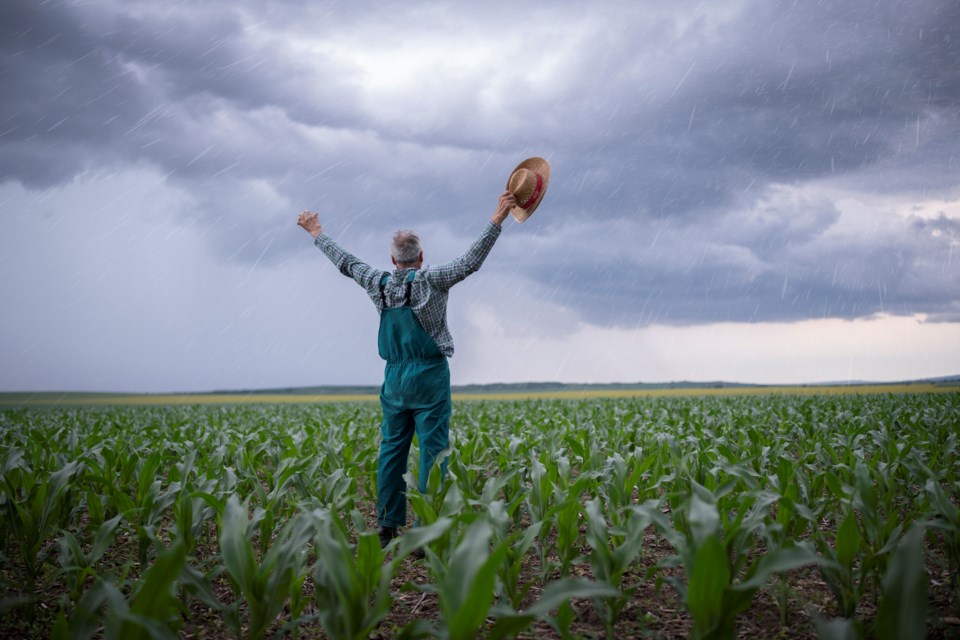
[313,233,386,292]
[422,221,502,290]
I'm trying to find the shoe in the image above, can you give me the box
[378,526,397,549]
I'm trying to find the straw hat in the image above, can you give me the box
[506,157,550,223]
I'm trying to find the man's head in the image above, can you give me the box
[391,230,423,268]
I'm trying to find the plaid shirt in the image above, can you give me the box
[314,220,502,357]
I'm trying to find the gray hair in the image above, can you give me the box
[391,230,422,265]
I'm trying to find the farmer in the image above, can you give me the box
[296,158,548,549]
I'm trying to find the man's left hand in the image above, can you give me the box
[491,191,516,226]
[297,210,323,238]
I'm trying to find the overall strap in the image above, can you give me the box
[404,270,416,306]
[379,273,390,307]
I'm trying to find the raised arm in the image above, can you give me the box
[425,191,516,291]
[297,210,383,290]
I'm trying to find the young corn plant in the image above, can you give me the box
[408,518,509,640]
[446,448,490,503]
[817,508,871,619]
[487,577,621,640]
[497,436,529,527]
[246,456,308,555]
[405,448,458,519]
[171,482,218,557]
[108,451,179,566]
[72,444,111,529]
[112,538,188,640]
[849,462,905,607]
[525,455,556,527]
[524,455,595,579]
[873,523,928,640]
[552,495,583,577]
[583,497,650,636]
[924,478,959,610]
[51,576,128,640]
[1,455,80,606]
[406,456,464,560]
[218,494,312,640]
[551,454,600,577]
[468,467,521,513]
[307,509,450,640]
[658,485,817,640]
[56,514,123,603]
[488,499,542,610]
[765,456,820,625]
[600,448,657,514]
[53,538,187,640]
[411,513,615,640]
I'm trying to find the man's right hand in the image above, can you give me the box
[297,210,323,238]
[491,191,516,226]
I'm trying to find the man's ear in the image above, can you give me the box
[418,251,424,263]
[391,256,398,267]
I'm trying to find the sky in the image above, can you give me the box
[1,0,959,392]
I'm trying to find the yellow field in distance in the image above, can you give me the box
[458,383,955,401]
[2,383,955,407]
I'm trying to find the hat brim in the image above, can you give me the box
[507,157,550,223]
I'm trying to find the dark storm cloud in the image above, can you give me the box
[506,179,959,327]
[2,0,958,327]
[0,0,359,185]
[536,0,960,218]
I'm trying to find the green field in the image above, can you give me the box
[1,392,958,638]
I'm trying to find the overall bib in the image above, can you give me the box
[376,271,451,528]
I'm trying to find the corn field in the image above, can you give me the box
[1,392,958,639]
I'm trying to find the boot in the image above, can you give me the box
[378,526,397,549]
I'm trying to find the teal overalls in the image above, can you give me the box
[376,270,451,528]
